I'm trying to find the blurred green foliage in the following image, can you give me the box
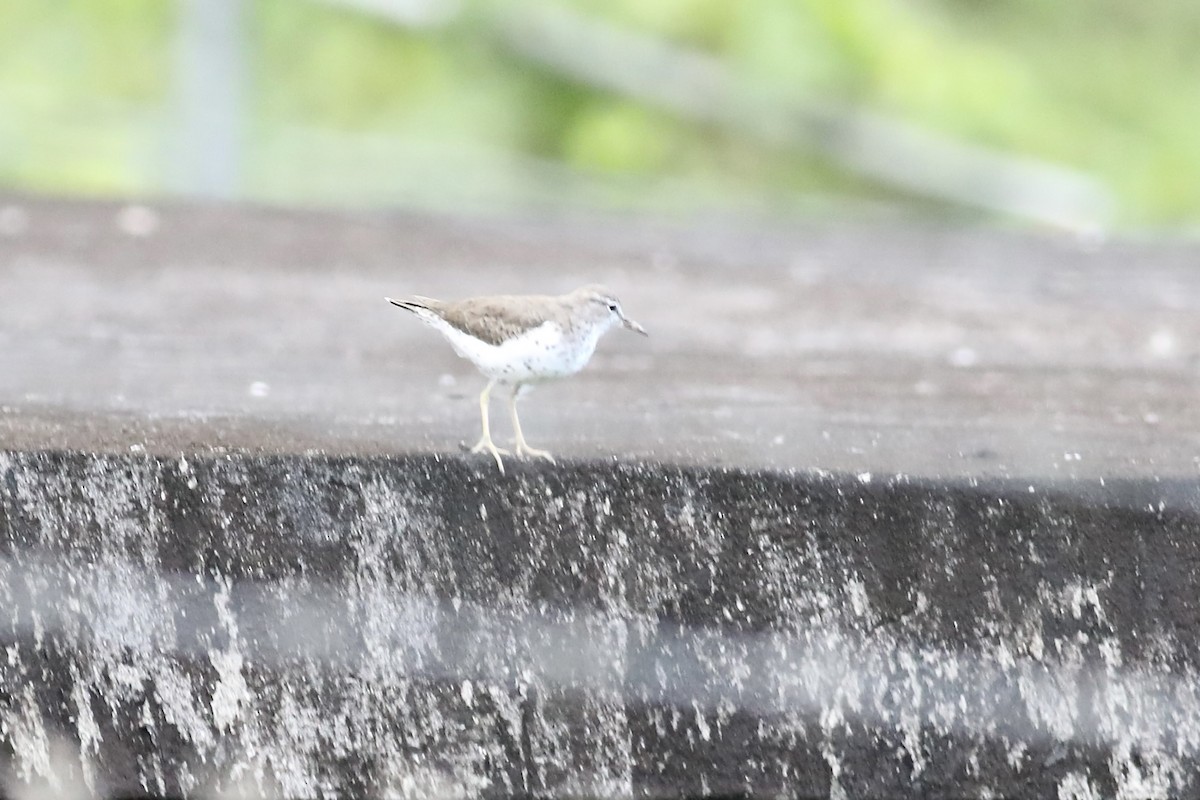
[0,0,171,192]
[0,0,1197,225]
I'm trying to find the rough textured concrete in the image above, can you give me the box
[3,195,1200,479]
[3,196,1200,797]
[4,452,1200,798]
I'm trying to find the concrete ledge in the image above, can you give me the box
[4,195,1200,479]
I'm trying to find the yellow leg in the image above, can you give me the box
[469,380,509,473]
[509,387,555,463]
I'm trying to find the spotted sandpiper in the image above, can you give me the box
[386,285,647,473]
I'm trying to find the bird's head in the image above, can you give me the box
[572,284,648,336]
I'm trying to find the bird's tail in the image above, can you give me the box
[386,297,422,313]
[386,295,441,314]
[386,296,449,334]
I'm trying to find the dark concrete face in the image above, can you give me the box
[3,198,1200,797]
[3,451,1200,798]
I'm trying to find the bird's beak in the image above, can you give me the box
[622,317,648,336]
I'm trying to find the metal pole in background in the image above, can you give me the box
[172,0,245,199]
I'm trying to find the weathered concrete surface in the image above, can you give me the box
[3,195,1200,479]
[3,196,1200,797]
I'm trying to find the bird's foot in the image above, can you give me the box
[470,437,510,473]
[515,442,556,463]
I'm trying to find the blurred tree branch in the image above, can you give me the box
[322,0,1114,231]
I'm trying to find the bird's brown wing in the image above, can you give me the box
[439,295,557,346]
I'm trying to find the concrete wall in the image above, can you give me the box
[4,449,1199,798]
[5,197,1200,797]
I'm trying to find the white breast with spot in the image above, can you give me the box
[436,320,588,382]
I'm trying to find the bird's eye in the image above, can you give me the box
[608,303,618,312]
